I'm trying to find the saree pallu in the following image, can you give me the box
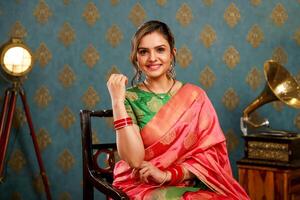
[113,84,249,200]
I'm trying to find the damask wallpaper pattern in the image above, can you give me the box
[0,0,300,199]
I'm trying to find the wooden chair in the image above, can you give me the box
[80,109,129,200]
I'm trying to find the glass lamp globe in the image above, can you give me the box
[0,38,33,78]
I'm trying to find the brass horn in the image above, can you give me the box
[241,60,300,135]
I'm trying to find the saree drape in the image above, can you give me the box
[113,83,249,200]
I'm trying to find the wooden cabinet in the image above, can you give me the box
[238,162,300,200]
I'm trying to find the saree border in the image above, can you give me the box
[140,83,202,148]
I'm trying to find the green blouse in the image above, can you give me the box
[124,86,172,129]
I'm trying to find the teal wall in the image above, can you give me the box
[0,0,300,199]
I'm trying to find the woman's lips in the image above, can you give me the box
[146,64,161,71]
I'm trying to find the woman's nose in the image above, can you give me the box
[149,51,157,61]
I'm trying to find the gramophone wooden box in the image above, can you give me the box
[240,133,300,167]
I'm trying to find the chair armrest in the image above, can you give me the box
[89,171,129,200]
[90,142,130,199]
[92,143,117,150]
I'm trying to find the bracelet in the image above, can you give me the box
[157,171,168,187]
[166,165,184,185]
[167,167,178,185]
[174,165,184,183]
[114,117,133,130]
[113,117,132,125]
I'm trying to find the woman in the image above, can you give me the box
[107,20,249,200]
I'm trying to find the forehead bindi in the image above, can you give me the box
[138,32,170,49]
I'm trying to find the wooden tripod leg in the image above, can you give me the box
[0,89,17,181]
[0,89,11,134]
[19,89,52,200]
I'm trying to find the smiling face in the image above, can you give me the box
[136,31,175,81]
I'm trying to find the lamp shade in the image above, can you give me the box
[0,38,33,79]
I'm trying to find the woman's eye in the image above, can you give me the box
[157,47,165,53]
[138,50,147,55]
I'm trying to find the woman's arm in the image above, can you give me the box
[113,101,145,168]
[107,74,145,168]
[139,161,196,185]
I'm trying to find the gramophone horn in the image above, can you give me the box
[243,60,300,125]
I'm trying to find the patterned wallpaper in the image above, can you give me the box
[0,0,300,199]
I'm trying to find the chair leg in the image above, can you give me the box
[83,180,94,200]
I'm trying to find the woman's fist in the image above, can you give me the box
[107,74,128,104]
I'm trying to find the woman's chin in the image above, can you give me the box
[145,74,167,80]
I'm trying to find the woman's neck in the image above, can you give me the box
[144,76,174,93]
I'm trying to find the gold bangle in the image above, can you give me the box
[157,171,168,187]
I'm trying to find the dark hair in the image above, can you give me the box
[130,20,176,86]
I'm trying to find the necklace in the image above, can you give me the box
[143,79,176,100]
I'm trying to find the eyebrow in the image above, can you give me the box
[138,44,167,50]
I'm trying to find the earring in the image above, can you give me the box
[167,63,176,79]
[137,69,142,82]
[135,61,143,82]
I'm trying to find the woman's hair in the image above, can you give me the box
[130,20,176,86]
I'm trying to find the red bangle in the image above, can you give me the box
[114,117,132,125]
[114,117,133,130]
[114,121,133,130]
[167,167,177,185]
[174,165,184,183]
[167,165,184,185]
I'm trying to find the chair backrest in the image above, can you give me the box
[80,109,129,200]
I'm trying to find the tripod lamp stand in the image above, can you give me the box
[0,38,52,200]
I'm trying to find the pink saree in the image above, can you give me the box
[113,84,249,200]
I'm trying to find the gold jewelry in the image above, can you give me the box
[167,63,176,79]
[143,78,176,99]
[157,171,168,187]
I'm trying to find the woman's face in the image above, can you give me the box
[136,31,175,80]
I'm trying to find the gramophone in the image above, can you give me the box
[240,60,300,167]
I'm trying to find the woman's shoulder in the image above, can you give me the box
[126,85,139,92]
[179,82,209,102]
[125,85,142,101]
[126,82,150,94]
[182,82,206,94]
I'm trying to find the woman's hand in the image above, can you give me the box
[138,161,168,184]
[107,74,128,105]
